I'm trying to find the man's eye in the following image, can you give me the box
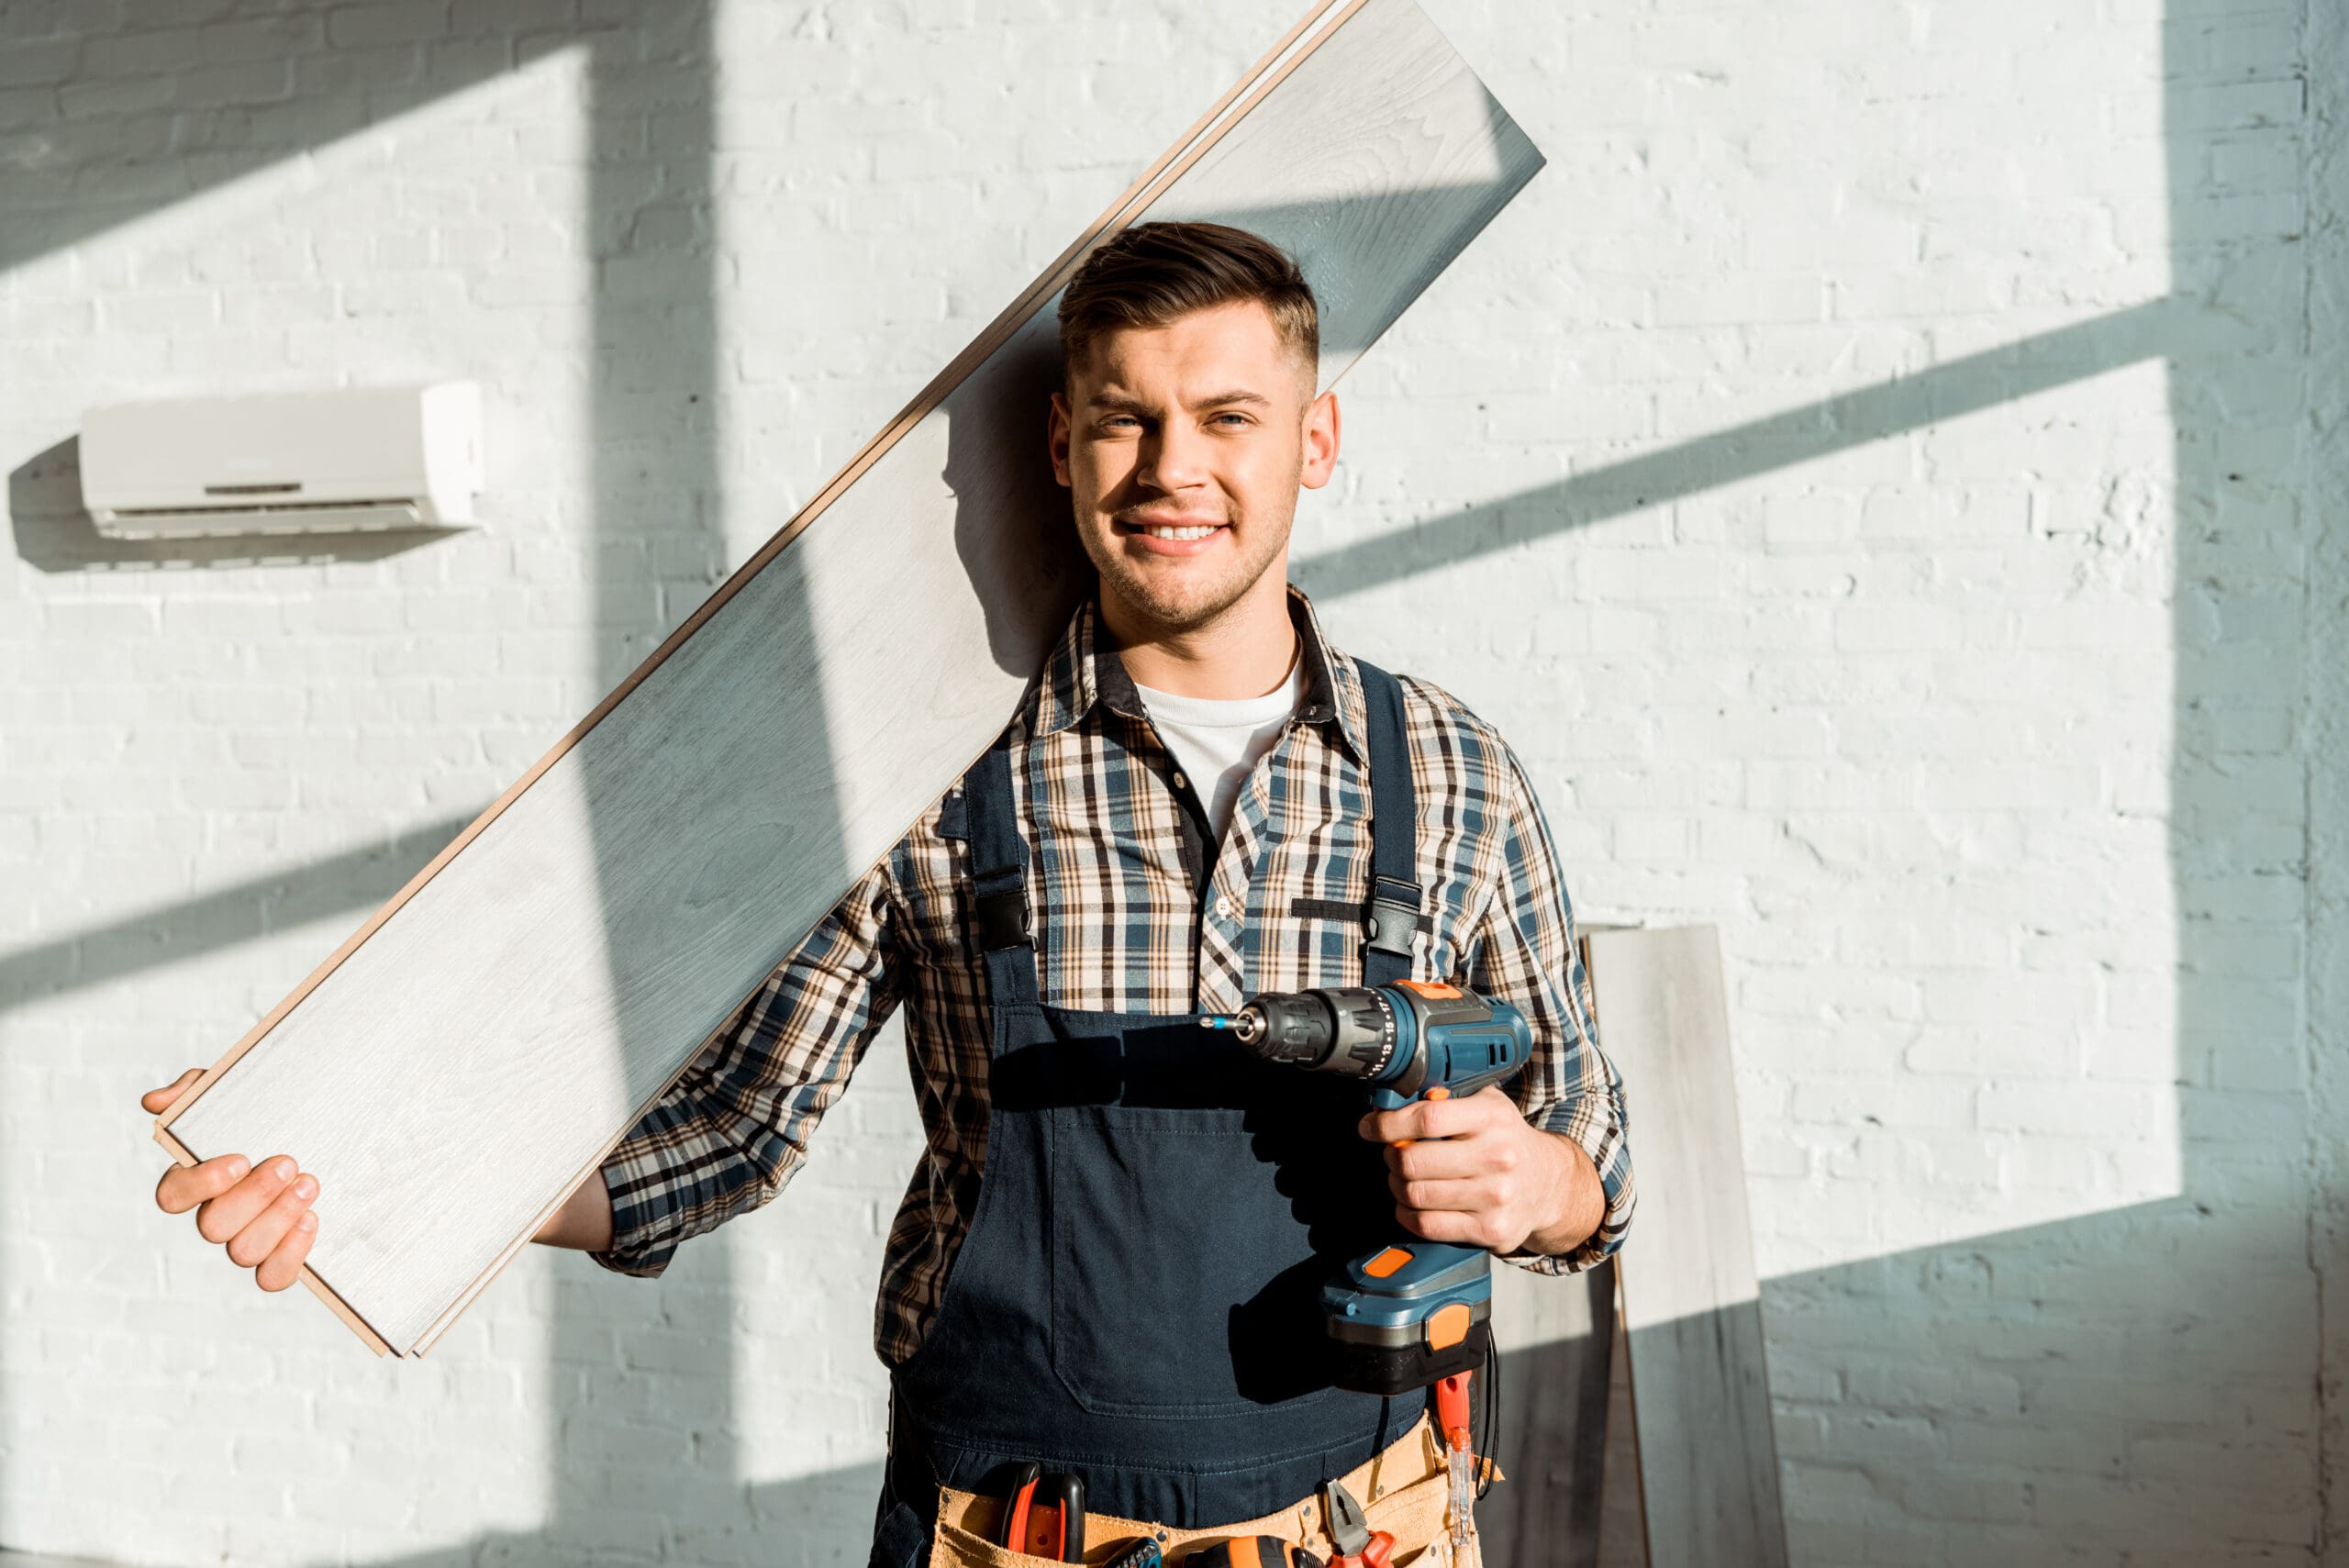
[1212,413,1252,427]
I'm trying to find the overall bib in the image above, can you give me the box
[870,662,1430,1567]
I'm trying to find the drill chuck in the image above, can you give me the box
[1217,987,1401,1081]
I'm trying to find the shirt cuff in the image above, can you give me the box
[584,1151,685,1279]
[1500,1096,1634,1276]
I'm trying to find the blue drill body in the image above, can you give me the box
[1201,980,1533,1394]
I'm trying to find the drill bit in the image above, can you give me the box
[1197,1008,1266,1044]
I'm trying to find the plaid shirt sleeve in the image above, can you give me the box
[588,862,900,1278]
[1461,744,1635,1275]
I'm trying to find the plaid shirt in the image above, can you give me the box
[591,585,1635,1366]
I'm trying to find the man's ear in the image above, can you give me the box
[1048,389,1074,488]
[1299,387,1341,491]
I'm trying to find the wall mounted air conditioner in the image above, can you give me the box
[80,381,484,539]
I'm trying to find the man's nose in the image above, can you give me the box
[1138,421,1210,493]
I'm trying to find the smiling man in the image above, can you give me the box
[145,223,1632,1568]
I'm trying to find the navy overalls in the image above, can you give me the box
[869,661,1431,1566]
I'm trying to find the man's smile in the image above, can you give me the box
[1116,514,1231,554]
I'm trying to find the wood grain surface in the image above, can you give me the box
[157,0,1543,1357]
[1583,927,1790,1568]
[1485,1259,1616,1568]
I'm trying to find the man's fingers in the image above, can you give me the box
[141,1067,206,1116]
[1359,1091,1499,1146]
[1362,1098,1446,1145]
[194,1156,296,1243]
[1390,1172,1512,1215]
[1386,1139,1488,1184]
[1395,1204,1492,1248]
[225,1172,320,1269]
[253,1211,318,1293]
[155,1152,251,1215]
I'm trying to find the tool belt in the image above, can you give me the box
[921,1413,1491,1568]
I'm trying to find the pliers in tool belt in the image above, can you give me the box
[1319,1479,1395,1568]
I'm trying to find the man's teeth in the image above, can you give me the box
[1140,523,1219,539]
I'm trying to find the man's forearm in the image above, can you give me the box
[533,1168,616,1251]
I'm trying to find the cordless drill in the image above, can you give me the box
[1200,978,1532,1396]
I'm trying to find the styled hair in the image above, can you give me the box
[1056,221,1319,382]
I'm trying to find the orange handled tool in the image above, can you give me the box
[998,1464,1085,1562]
[1319,1479,1394,1568]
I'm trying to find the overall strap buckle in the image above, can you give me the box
[974,881,1032,952]
[1365,874,1422,957]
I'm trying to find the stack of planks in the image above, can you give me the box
[154,0,1547,1358]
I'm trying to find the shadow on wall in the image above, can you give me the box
[1746,10,2328,1559]
[0,809,478,1014]
[562,6,765,1562]
[6,435,457,573]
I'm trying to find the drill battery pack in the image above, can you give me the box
[1323,1241,1494,1396]
[1331,1314,1491,1396]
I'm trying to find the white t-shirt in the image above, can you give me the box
[1133,655,1306,844]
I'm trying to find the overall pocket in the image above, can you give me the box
[1044,1102,1362,1418]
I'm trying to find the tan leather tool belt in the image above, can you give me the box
[923,1413,1492,1568]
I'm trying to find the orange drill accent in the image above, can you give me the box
[1363,1246,1415,1279]
[1425,1301,1474,1351]
[1396,979,1462,998]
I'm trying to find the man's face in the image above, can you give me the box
[1050,299,1339,634]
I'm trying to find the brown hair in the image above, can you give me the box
[1056,221,1319,382]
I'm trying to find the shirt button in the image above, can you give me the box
[1173,772,1187,791]
[1215,894,1238,919]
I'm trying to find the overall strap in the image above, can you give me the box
[1353,659,1422,988]
[957,733,1044,1015]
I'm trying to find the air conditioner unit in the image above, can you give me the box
[80,381,484,539]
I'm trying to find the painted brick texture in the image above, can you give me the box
[0,2,2339,1565]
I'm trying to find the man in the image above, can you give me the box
[146,223,1633,1565]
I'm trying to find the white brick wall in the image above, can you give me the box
[1,2,2338,1564]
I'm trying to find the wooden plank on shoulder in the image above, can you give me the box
[1583,926,1788,1568]
[154,0,1546,1356]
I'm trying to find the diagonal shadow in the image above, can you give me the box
[0,31,578,277]
[1294,295,2197,600]
[0,810,476,1014]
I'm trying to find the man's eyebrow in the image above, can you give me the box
[1083,389,1275,413]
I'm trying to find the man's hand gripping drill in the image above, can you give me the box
[1202,979,1532,1555]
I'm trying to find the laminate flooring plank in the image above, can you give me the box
[1583,927,1789,1568]
[1485,1260,1615,1568]
[159,0,1543,1356]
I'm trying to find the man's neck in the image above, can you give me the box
[1100,568,1298,700]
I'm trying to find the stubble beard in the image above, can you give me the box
[1086,504,1291,637]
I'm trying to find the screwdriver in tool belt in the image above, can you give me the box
[1436,1370,1476,1553]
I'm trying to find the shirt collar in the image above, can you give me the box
[1029,584,1369,765]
